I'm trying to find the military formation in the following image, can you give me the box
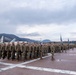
[0,42,75,61]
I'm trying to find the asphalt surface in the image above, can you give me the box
[0,48,76,75]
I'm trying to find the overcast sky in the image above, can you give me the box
[0,0,76,41]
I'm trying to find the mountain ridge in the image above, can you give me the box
[0,33,38,42]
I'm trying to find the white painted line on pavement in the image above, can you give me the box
[19,65,76,75]
[20,54,51,65]
[67,54,76,56]
[0,62,14,66]
[0,54,51,72]
[0,53,76,75]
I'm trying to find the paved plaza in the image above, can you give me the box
[0,48,76,75]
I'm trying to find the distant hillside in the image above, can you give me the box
[0,33,38,42]
[42,39,51,43]
[1,33,75,43]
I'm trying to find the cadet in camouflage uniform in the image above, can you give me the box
[58,44,61,53]
[16,42,22,61]
[54,44,60,53]
[36,45,40,58]
[42,45,45,56]
[67,44,70,50]
[2,43,7,59]
[44,45,46,56]
[44,44,48,56]
[0,44,2,59]
[31,45,34,59]
[26,44,31,60]
[6,43,11,60]
[39,44,43,59]
[66,45,69,50]
[61,44,64,53]
[34,45,37,58]
[21,42,27,61]
[11,42,16,60]
[51,43,55,60]
[64,45,67,53]
[48,44,51,53]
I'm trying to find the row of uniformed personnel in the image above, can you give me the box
[0,42,75,61]
[48,44,70,53]
[0,42,48,61]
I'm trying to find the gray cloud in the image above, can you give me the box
[18,32,41,37]
[0,24,16,34]
[0,0,76,41]
[0,5,76,25]
[70,32,76,35]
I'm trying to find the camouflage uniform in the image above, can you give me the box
[2,43,7,59]
[54,45,60,53]
[61,44,64,52]
[51,44,55,60]
[39,45,43,59]
[58,45,61,53]
[34,46,37,58]
[11,43,16,60]
[64,45,67,53]
[31,45,34,59]
[67,44,70,50]
[44,45,48,56]
[6,43,11,60]
[26,45,31,60]
[42,45,45,56]
[0,44,2,59]
[36,45,40,58]
[48,45,51,53]
[16,43,22,61]
[21,43,27,61]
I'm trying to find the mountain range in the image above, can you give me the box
[0,33,76,44]
[0,33,38,42]
[0,33,51,43]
